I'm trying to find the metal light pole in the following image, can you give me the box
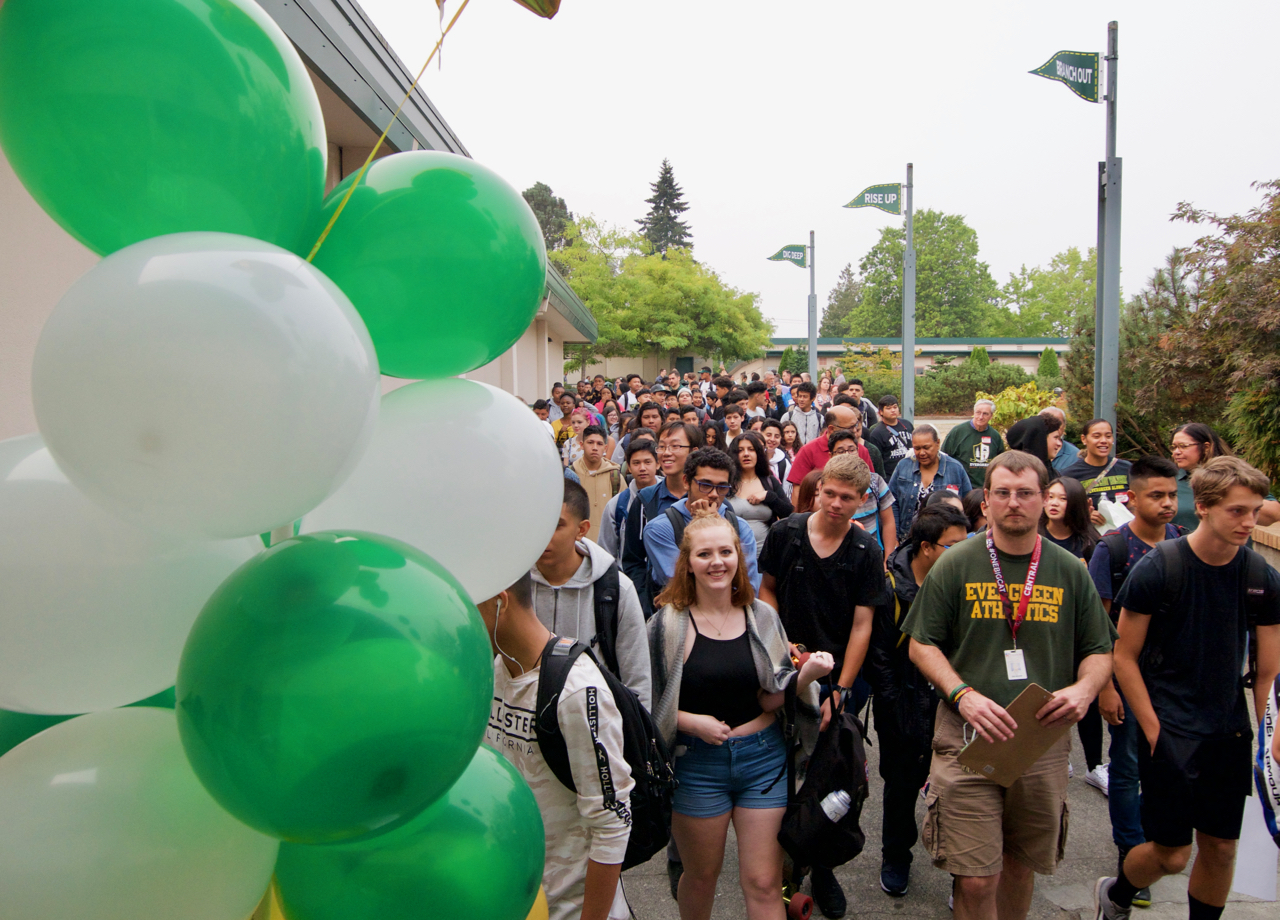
[1095,22,1121,433]
[902,164,916,422]
[807,230,817,381]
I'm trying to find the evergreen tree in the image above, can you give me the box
[820,263,861,337]
[968,346,990,367]
[1037,347,1062,378]
[522,181,572,252]
[636,159,693,254]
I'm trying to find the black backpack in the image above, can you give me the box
[1100,525,1187,600]
[534,636,675,871]
[778,678,870,871]
[591,562,622,679]
[768,513,875,601]
[1147,537,1272,688]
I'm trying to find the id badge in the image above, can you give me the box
[1004,648,1028,681]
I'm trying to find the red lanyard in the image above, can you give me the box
[985,531,1042,646]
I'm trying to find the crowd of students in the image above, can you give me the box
[480,367,1280,920]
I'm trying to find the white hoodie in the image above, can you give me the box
[530,539,653,710]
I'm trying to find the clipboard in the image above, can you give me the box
[956,683,1068,787]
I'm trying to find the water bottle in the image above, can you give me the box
[820,789,851,822]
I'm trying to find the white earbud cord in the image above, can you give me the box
[493,599,524,676]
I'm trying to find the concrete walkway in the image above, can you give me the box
[619,730,1278,919]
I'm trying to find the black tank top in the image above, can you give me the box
[678,611,764,729]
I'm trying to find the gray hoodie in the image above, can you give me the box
[530,538,653,710]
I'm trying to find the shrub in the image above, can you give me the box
[968,346,990,367]
[915,361,1029,415]
[975,382,1060,436]
[838,343,908,407]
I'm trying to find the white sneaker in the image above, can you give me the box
[1085,764,1110,795]
[1068,762,1074,779]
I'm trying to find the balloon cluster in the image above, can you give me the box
[0,1,561,918]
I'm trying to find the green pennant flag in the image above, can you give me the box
[767,244,807,268]
[1029,50,1101,102]
[843,184,902,215]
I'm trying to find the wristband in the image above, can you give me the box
[952,686,975,706]
[947,682,971,704]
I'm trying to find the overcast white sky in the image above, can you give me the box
[358,0,1279,337]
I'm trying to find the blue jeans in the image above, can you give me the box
[1107,695,1144,849]
[673,722,788,818]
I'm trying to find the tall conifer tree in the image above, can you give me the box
[636,159,692,254]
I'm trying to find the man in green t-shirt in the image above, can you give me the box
[942,399,1006,489]
[902,451,1115,920]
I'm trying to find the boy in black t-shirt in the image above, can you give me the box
[866,394,915,481]
[1095,457,1280,920]
[758,454,887,918]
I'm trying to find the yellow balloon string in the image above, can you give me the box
[305,0,472,264]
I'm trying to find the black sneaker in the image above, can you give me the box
[810,866,847,918]
[880,860,910,897]
[667,859,682,900]
[1132,887,1151,909]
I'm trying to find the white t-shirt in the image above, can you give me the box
[487,654,634,920]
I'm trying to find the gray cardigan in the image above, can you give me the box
[647,599,820,755]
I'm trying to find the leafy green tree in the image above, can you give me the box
[820,263,861,337]
[1063,247,1217,457]
[968,346,990,367]
[636,159,692,254]
[996,247,1096,337]
[1037,347,1061,378]
[778,346,797,375]
[521,181,572,251]
[550,217,769,371]
[844,210,1000,337]
[1135,182,1280,476]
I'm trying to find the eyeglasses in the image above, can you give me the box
[693,479,732,495]
[1170,442,1197,452]
[988,489,1042,503]
[832,445,861,455]
[830,423,860,432]
[657,443,689,454]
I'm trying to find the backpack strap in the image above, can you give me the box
[609,468,621,496]
[887,569,909,648]
[723,506,741,536]
[613,488,632,544]
[1242,547,1269,689]
[1154,539,1184,620]
[664,506,687,550]
[1101,531,1129,599]
[593,562,622,678]
[534,636,588,793]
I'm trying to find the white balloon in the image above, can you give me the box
[32,232,380,539]
[0,435,258,714]
[303,379,562,600]
[0,709,278,920]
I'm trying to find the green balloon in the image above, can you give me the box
[176,531,493,845]
[0,0,326,256]
[0,687,177,758]
[311,151,547,379]
[275,745,544,920]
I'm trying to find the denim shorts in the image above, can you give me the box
[672,721,788,818]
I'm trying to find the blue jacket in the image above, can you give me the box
[1051,439,1080,473]
[888,452,972,533]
